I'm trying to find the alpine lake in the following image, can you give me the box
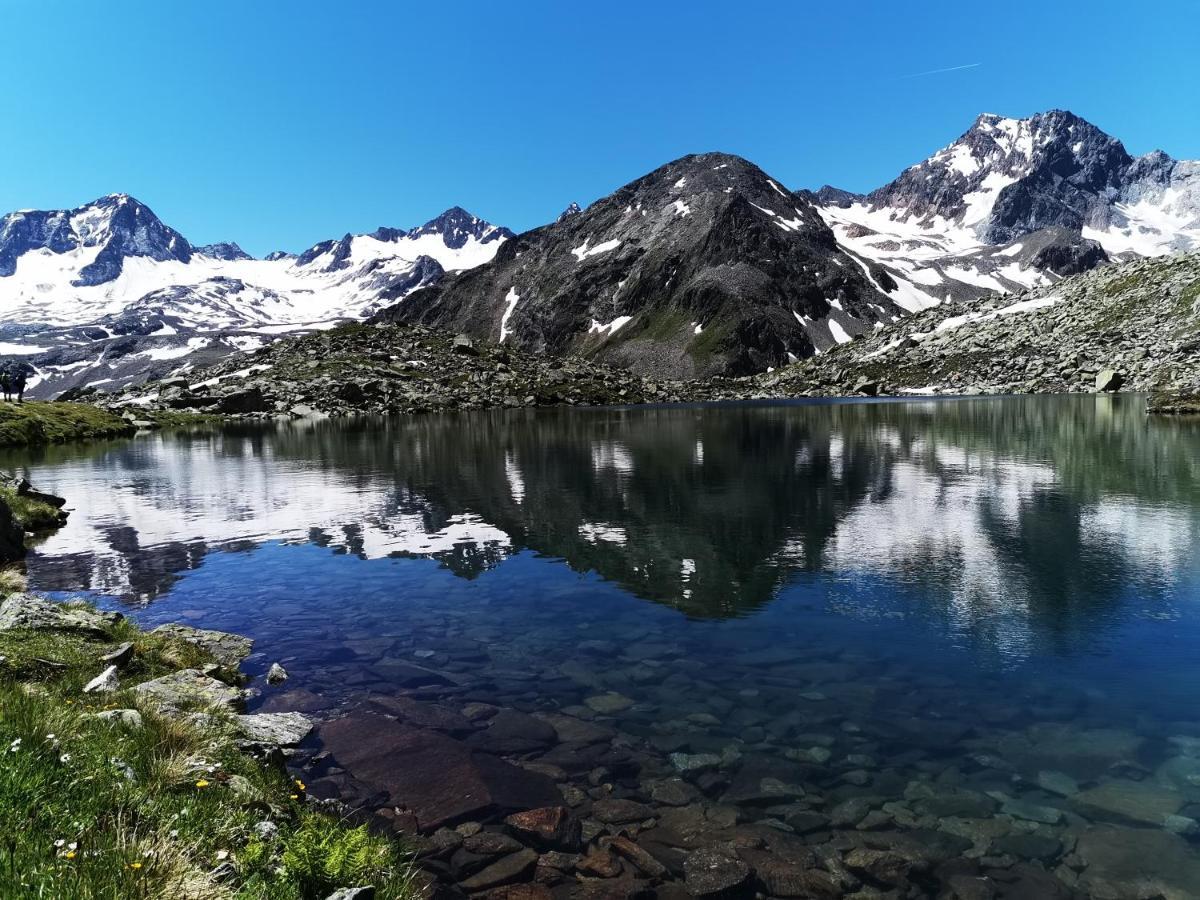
[6,394,1200,899]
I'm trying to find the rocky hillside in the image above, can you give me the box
[373,153,904,378]
[757,250,1200,398]
[96,322,746,421]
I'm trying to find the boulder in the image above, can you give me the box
[317,713,560,830]
[150,623,253,670]
[0,595,121,635]
[504,807,581,850]
[133,669,245,715]
[683,849,753,899]
[1075,826,1200,900]
[467,708,557,754]
[266,662,288,685]
[457,849,538,892]
[237,712,313,747]
[1070,780,1184,826]
[1095,368,1123,392]
[83,665,119,694]
[216,387,271,413]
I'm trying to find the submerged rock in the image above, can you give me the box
[683,849,753,899]
[317,713,560,830]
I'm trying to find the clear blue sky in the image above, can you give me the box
[1,1,1195,256]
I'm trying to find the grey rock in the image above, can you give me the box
[237,712,313,747]
[133,669,244,715]
[684,848,754,899]
[83,665,119,694]
[266,662,288,685]
[93,708,143,728]
[150,623,253,670]
[0,594,121,635]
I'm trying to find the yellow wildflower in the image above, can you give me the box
[195,779,210,788]
[64,851,76,860]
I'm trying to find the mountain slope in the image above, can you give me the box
[814,110,1200,306]
[757,250,1200,398]
[0,197,511,397]
[372,153,908,377]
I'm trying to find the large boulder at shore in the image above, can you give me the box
[0,594,122,635]
[134,668,245,715]
[318,712,561,830]
[151,623,254,669]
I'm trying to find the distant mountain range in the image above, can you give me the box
[1,109,1196,394]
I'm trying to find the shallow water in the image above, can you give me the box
[8,395,1200,896]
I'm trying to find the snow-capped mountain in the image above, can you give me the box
[374,153,906,378]
[812,110,1200,306]
[0,195,511,396]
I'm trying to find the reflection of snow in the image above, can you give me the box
[23,428,513,599]
[579,523,628,546]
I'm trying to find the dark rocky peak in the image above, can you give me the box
[264,250,296,262]
[0,193,193,285]
[295,234,354,272]
[409,206,514,249]
[811,185,863,208]
[866,110,1135,243]
[368,226,408,242]
[195,241,253,261]
[557,202,582,222]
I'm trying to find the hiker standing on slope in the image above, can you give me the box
[12,370,28,404]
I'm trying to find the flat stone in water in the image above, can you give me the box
[1035,770,1080,797]
[998,795,1063,825]
[1075,826,1200,900]
[1070,780,1184,826]
[317,713,560,830]
[585,693,635,714]
[457,848,538,892]
[683,849,753,899]
[591,798,655,825]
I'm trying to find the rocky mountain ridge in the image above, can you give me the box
[373,152,907,378]
[0,196,511,398]
[815,110,1200,308]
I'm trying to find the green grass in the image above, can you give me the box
[0,402,135,448]
[0,599,421,899]
[0,485,63,531]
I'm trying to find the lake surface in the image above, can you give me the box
[8,395,1200,897]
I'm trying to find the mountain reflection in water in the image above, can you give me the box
[6,395,1199,657]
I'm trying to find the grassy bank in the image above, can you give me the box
[0,402,136,447]
[0,591,421,899]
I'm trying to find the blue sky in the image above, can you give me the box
[2,1,1195,256]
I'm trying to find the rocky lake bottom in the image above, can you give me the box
[7,395,1200,898]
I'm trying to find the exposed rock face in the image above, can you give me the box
[317,713,561,830]
[814,110,1200,309]
[373,153,899,377]
[0,194,192,283]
